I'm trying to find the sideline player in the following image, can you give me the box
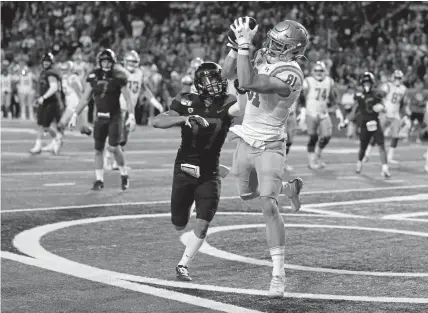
[153,62,246,282]
[223,18,307,298]
[30,53,64,155]
[340,72,390,177]
[17,63,36,121]
[364,70,409,164]
[68,49,136,190]
[299,61,344,169]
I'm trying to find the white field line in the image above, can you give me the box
[43,182,76,187]
[2,185,428,214]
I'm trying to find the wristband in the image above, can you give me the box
[238,50,250,56]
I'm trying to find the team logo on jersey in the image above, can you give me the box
[181,99,192,106]
[188,108,193,113]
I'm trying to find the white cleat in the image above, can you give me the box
[356,161,363,174]
[282,178,303,212]
[41,140,55,152]
[381,168,391,178]
[52,138,63,155]
[268,275,285,298]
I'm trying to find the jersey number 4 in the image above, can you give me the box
[315,88,327,101]
[191,118,223,149]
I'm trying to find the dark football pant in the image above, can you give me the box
[37,101,62,128]
[170,164,221,228]
[359,119,385,161]
[93,113,123,151]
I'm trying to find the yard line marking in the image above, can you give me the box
[2,185,428,214]
[193,223,428,277]
[298,208,364,218]
[382,211,428,220]
[7,213,428,303]
[43,182,76,187]
[0,252,261,313]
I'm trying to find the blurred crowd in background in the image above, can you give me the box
[1,1,428,124]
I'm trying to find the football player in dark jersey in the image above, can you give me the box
[153,62,246,281]
[30,52,64,155]
[340,72,390,177]
[68,49,136,190]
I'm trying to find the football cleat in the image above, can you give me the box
[91,180,104,191]
[356,161,363,174]
[282,178,303,212]
[29,146,42,155]
[52,138,63,155]
[176,265,192,281]
[268,275,285,298]
[381,167,391,178]
[41,140,55,152]
[121,175,129,191]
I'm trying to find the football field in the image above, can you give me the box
[2,119,428,313]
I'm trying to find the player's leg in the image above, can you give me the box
[284,114,297,171]
[30,104,54,154]
[387,118,402,164]
[356,121,372,173]
[18,92,27,120]
[373,121,390,177]
[315,115,333,168]
[424,147,428,173]
[112,110,130,170]
[26,92,35,121]
[176,174,221,281]
[364,115,387,162]
[4,91,12,119]
[92,119,109,190]
[306,115,320,169]
[107,113,129,190]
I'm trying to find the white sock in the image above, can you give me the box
[365,144,372,157]
[270,246,285,277]
[178,231,205,267]
[382,164,389,172]
[118,165,127,176]
[95,169,104,182]
[388,147,395,160]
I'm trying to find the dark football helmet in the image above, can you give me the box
[194,62,227,98]
[98,49,117,71]
[41,52,55,70]
[360,72,375,93]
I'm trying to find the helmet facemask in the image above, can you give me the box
[125,58,139,73]
[195,72,227,98]
[362,82,372,93]
[265,30,306,64]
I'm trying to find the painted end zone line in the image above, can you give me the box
[2,185,428,214]
[43,182,75,187]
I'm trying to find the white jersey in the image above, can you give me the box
[231,49,304,148]
[74,61,90,83]
[120,68,144,110]
[17,71,35,93]
[1,74,12,93]
[381,82,407,119]
[62,73,82,109]
[303,76,334,117]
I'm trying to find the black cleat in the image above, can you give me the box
[121,175,129,190]
[176,265,192,281]
[80,126,93,136]
[91,180,104,191]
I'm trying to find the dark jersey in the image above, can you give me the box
[86,68,128,116]
[39,68,63,105]
[170,92,236,172]
[352,89,385,122]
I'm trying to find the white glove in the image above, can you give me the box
[125,113,136,132]
[185,115,209,128]
[373,103,385,113]
[230,17,259,47]
[68,112,78,131]
[338,119,349,130]
[297,108,307,131]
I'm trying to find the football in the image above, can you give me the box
[228,17,257,46]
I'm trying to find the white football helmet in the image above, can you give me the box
[124,50,140,73]
[391,69,404,87]
[312,61,327,81]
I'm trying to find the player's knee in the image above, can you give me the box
[94,141,105,152]
[390,137,399,148]
[194,218,210,239]
[172,215,189,231]
[307,134,318,152]
[319,136,331,149]
[260,196,280,219]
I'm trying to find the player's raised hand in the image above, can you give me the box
[185,115,209,128]
[125,113,136,132]
[68,112,78,131]
[230,16,259,47]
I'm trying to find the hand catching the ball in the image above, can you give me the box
[230,16,259,48]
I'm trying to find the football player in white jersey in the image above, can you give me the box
[1,63,12,119]
[224,18,307,298]
[300,61,343,169]
[364,70,409,164]
[17,64,36,121]
[72,51,91,84]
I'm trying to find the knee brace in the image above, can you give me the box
[307,134,318,153]
[318,136,331,149]
[286,142,292,155]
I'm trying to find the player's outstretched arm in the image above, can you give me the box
[152,110,187,129]
[222,49,238,80]
[228,93,247,117]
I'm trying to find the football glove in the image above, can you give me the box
[185,115,209,128]
[234,79,249,94]
[230,17,259,47]
[338,119,349,130]
[125,113,136,132]
[372,103,385,113]
[68,112,78,131]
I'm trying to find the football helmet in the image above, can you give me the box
[190,57,204,70]
[391,69,404,86]
[98,49,117,72]
[124,50,140,73]
[360,72,375,93]
[265,20,309,63]
[194,62,227,98]
[59,61,74,74]
[312,61,327,81]
[41,52,55,70]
